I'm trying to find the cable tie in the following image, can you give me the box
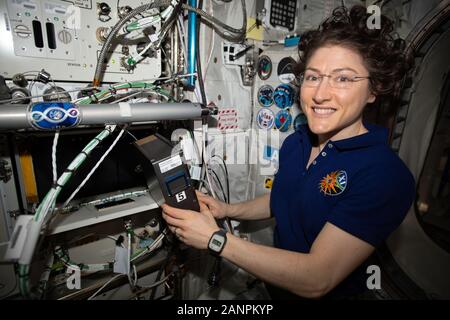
[104,126,114,134]
[108,85,117,95]
[88,93,99,103]
[65,168,77,174]
[52,182,64,189]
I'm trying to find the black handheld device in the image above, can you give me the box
[134,134,200,212]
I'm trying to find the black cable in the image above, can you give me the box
[211,155,229,203]
[207,256,222,287]
[210,156,233,234]
[182,0,246,43]
[209,168,227,203]
[155,1,183,49]
[196,0,207,107]
[195,0,208,192]
[149,248,173,300]
[0,270,18,300]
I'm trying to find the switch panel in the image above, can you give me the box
[0,0,161,82]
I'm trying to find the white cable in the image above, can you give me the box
[194,87,202,103]
[51,131,60,185]
[203,1,215,81]
[62,127,124,208]
[177,15,187,58]
[19,127,115,269]
[127,232,134,288]
[133,265,138,287]
[137,273,172,289]
[87,274,122,300]
[0,241,9,247]
[130,1,177,61]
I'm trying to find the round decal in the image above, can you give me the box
[273,84,295,109]
[258,85,274,107]
[319,170,348,196]
[274,109,292,132]
[277,56,297,84]
[257,55,273,80]
[256,108,275,130]
[293,112,308,130]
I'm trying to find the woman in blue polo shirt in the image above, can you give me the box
[162,5,415,299]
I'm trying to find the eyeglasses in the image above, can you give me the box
[300,71,370,89]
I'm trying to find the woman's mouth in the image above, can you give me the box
[311,106,337,117]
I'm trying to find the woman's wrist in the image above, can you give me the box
[226,203,239,219]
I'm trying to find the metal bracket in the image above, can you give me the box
[8,210,21,218]
[240,58,256,87]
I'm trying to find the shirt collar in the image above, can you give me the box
[297,123,389,151]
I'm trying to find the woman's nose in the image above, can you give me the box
[312,78,332,103]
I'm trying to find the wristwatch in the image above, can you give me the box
[208,229,227,256]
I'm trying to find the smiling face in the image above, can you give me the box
[300,45,376,142]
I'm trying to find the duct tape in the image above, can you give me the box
[119,102,132,117]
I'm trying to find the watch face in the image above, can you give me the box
[209,234,225,252]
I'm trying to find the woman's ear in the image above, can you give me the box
[367,92,376,104]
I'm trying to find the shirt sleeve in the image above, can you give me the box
[326,163,416,247]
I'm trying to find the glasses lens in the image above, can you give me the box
[301,72,320,87]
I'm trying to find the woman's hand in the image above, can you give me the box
[161,201,220,250]
[195,190,231,219]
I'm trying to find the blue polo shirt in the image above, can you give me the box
[270,123,415,298]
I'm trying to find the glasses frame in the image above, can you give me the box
[299,72,371,89]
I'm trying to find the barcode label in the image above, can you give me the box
[159,155,182,173]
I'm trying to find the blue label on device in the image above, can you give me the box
[29,102,80,130]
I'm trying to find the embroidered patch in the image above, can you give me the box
[319,170,347,196]
[264,177,273,189]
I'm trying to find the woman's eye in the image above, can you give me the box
[336,76,351,82]
[306,75,319,81]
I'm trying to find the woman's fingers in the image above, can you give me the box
[196,191,214,204]
[162,211,184,228]
[195,190,207,198]
[199,201,210,213]
[161,203,192,219]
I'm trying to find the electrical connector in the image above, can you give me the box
[36,69,51,83]
[121,56,137,71]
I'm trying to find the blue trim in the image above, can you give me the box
[187,0,197,87]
